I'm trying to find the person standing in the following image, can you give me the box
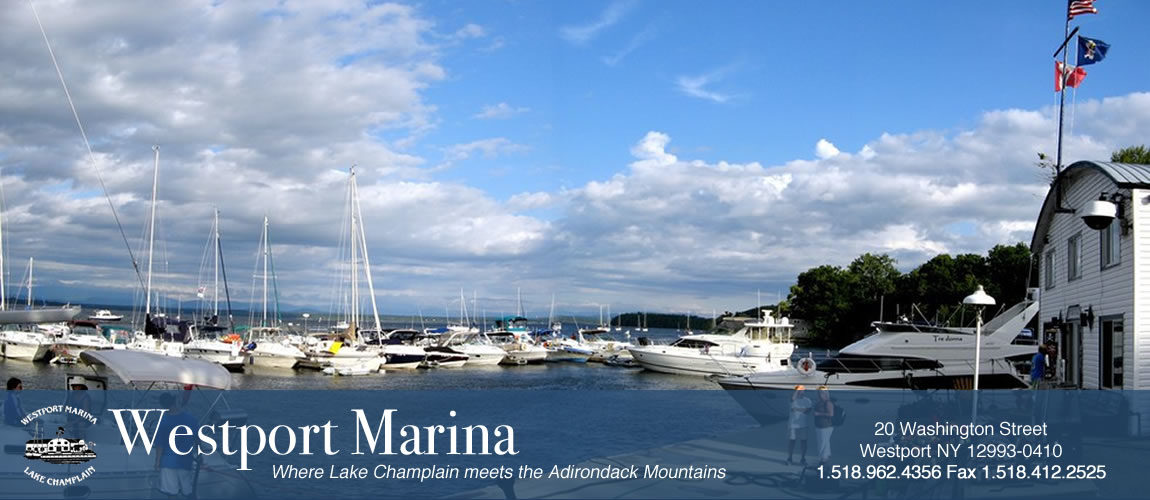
[786,385,812,466]
[1030,344,1047,389]
[4,378,24,426]
[156,393,199,498]
[813,386,834,465]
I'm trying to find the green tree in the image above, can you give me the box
[787,265,851,345]
[984,243,1034,305]
[1111,145,1150,164]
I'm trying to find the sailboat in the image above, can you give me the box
[306,167,387,373]
[242,216,305,369]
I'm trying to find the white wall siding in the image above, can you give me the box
[1037,170,1135,389]
[1133,188,1150,389]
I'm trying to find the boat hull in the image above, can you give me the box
[500,348,548,365]
[0,341,50,361]
[629,347,782,377]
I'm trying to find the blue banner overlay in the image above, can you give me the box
[2,389,1149,499]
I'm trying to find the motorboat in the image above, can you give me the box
[379,329,467,369]
[360,329,425,370]
[717,288,1042,390]
[301,332,386,372]
[0,350,251,498]
[241,327,305,369]
[86,309,123,322]
[0,326,53,361]
[486,329,548,365]
[629,310,795,376]
[50,321,113,362]
[442,333,506,366]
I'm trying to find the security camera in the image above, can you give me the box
[1082,197,1117,230]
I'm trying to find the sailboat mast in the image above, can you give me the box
[26,257,32,308]
[262,216,269,327]
[351,172,383,333]
[144,145,159,316]
[349,167,359,333]
[0,172,6,311]
[213,208,220,317]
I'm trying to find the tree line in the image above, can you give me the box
[783,243,1034,347]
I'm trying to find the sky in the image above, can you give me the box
[1,0,1149,320]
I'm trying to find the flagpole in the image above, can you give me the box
[1056,13,1071,174]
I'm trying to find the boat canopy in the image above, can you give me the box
[79,350,232,389]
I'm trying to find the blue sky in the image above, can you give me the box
[416,0,1150,201]
[1,0,1149,316]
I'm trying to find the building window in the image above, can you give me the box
[1067,234,1081,281]
[1044,250,1055,289]
[1101,219,1121,269]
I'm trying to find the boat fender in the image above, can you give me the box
[797,357,816,376]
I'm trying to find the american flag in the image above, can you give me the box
[1068,0,1098,20]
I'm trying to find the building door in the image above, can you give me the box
[1100,317,1124,389]
[1059,323,1082,388]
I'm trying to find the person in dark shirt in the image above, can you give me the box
[156,393,199,497]
[813,386,834,464]
[1030,344,1047,389]
[4,377,24,426]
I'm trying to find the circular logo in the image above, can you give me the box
[18,403,99,487]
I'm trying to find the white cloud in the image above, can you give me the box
[675,65,739,103]
[602,25,656,66]
[560,1,636,45]
[507,191,556,211]
[815,139,841,159]
[453,23,486,40]
[474,102,530,119]
[444,138,527,161]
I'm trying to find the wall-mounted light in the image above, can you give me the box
[1080,305,1095,330]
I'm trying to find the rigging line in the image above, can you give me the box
[28,0,145,290]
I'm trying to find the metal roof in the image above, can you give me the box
[1029,160,1150,254]
[1062,160,1150,188]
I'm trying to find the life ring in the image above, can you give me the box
[796,357,816,375]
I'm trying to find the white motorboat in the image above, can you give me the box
[454,341,507,366]
[717,288,1042,391]
[87,309,123,321]
[184,337,245,371]
[0,326,52,361]
[487,330,548,365]
[50,321,113,362]
[629,310,795,377]
[244,338,306,369]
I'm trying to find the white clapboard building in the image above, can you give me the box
[1031,160,1149,389]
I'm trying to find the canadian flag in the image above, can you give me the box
[1056,61,1087,91]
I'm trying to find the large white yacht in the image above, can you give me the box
[717,288,1041,390]
[0,326,53,361]
[629,310,795,376]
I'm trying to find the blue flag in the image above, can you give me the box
[1077,36,1109,66]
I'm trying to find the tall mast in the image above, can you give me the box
[352,171,382,333]
[26,257,32,308]
[0,170,6,311]
[213,208,220,317]
[262,215,269,327]
[349,166,358,333]
[144,145,159,316]
[516,287,523,316]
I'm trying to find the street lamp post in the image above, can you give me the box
[963,285,996,390]
[302,313,311,333]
